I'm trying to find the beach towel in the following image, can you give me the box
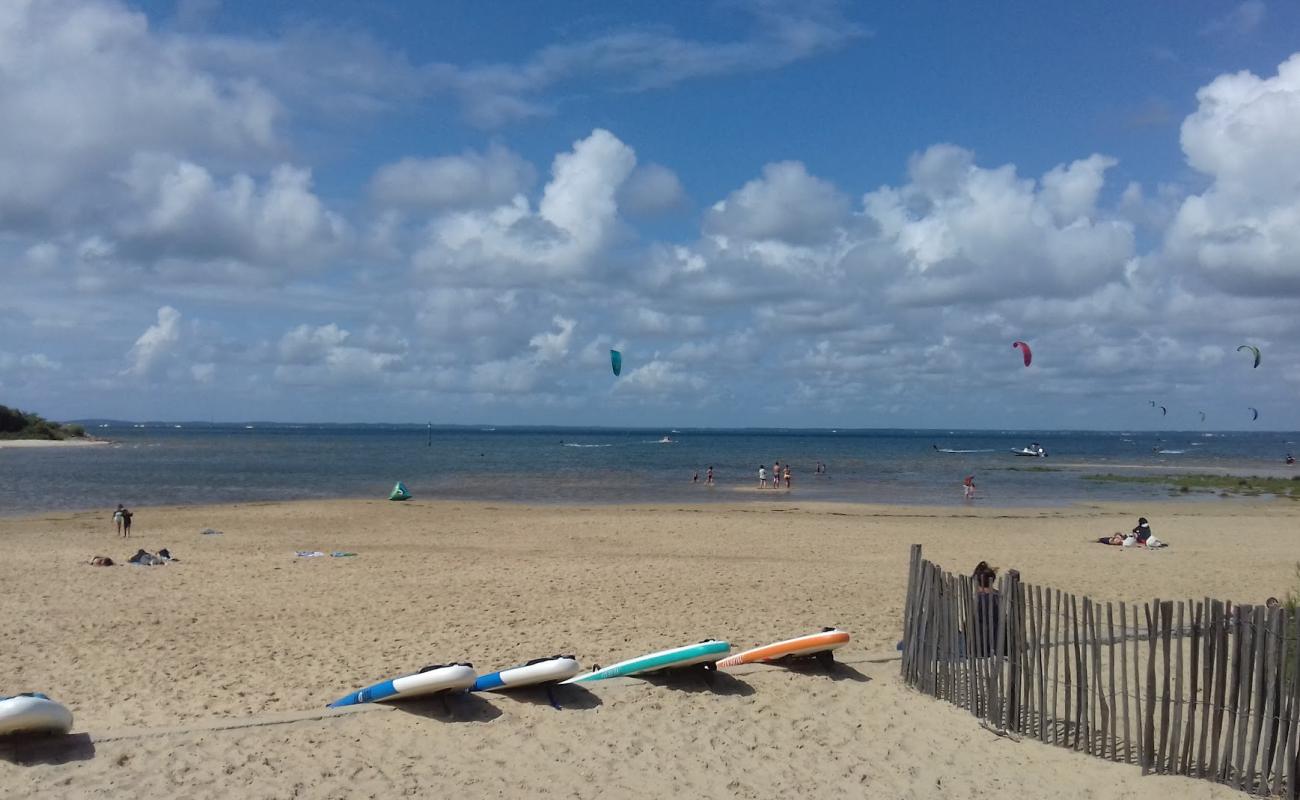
[199,528,223,535]
[295,551,326,558]
[330,552,357,558]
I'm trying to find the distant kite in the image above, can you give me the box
[610,349,622,377]
[1160,406,1167,417]
[1012,340,1032,367]
[1237,344,1261,369]
[1250,407,1259,421]
[1149,400,1156,407]
[1199,411,1206,423]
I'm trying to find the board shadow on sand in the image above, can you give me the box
[389,692,502,723]
[772,659,871,683]
[635,667,755,696]
[0,732,96,766]
[483,683,602,711]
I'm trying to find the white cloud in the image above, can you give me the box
[616,359,706,396]
[413,129,637,284]
[1166,54,1300,295]
[706,161,848,244]
[619,163,686,216]
[126,305,183,376]
[369,145,536,210]
[115,154,347,270]
[528,316,576,362]
[0,0,279,229]
[274,322,404,385]
[860,144,1134,305]
[428,4,867,127]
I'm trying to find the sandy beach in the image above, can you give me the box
[0,438,109,449]
[3,497,1297,798]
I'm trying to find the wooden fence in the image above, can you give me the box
[900,545,1300,796]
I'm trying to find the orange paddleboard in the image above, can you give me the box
[715,629,850,668]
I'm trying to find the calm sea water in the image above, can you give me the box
[1,425,1296,516]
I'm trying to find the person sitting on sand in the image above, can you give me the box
[1132,517,1152,546]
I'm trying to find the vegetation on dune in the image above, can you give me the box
[1084,472,1300,499]
[0,403,86,440]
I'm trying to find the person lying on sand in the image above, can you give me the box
[88,556,114,566]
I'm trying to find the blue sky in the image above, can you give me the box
[2,0,1299,429]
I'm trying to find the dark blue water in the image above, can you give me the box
[1,424,1296,515]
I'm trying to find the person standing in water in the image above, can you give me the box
[963,475,975,500]
[784,463,792,489]
[758,465,767,488]
[706,465,714,485]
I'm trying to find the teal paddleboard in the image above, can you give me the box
[561,640,730,684]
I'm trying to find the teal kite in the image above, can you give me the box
[1237,344,1261,368]
[610,349,622,377]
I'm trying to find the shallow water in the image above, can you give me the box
[1,424,1296,515]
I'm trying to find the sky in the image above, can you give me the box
[2,0,1299,429]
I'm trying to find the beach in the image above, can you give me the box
[3,498,1297,798]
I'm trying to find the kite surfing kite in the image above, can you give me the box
[1012,340,1032,367]
[1237,344,1261,368]
[1250,407,1259,421]
[610,349,622,377]
[1149,400,1156,407]
[1159,406,1167,417]
[1199,411,1206,423]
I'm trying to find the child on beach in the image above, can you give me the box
[706,466,714,485]
[113,504,124,536]
[758,465,767,488]
[963,475,975,500]
[784,464,791,488]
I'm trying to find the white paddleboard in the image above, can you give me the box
[472,656,581,691]
[328,663,477,707]
[0,694,74,737]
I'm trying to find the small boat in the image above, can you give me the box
[658,436,674,444]
[1011,443,1047,457]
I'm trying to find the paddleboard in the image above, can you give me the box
[562,640,730,684]
[0,694,73,737]
[328,663,476,708]
[716,628,850,668]
[472,656,581,692]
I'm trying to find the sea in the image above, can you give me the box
[1,424,1296,516]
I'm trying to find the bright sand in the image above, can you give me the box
[3,498,1298,798]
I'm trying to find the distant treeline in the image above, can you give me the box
[0,404,86,440]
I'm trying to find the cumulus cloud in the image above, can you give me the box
[274,323,404,385]
[860,145,1134,305]
[0,0,279,230]
[618,163,686,216]
[126,305,183,376]
[413,129,637,284]
[369,145,536,210]
[1166,54,1300,295]
[706,161,848,244]
[115,154,347,269]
